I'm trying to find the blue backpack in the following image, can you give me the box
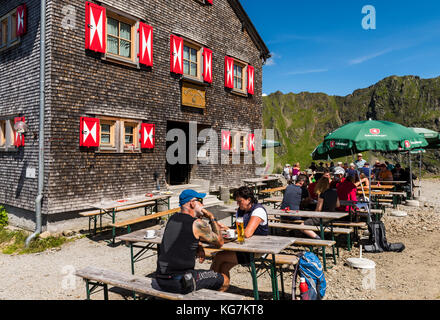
[292,251,326,300]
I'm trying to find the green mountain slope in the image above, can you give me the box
[263,75,440,173]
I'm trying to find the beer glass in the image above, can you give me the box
[236,217,245,244]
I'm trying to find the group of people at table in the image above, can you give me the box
[283,153,416,191]
[155,187,271,295]
[153,154,415,296]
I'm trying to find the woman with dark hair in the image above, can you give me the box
[210,186,268,285]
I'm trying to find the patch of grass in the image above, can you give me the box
[0,227,73,255]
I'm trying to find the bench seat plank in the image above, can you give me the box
[109,208,180,228]
[269,222,353,234]
[76,266,245,300]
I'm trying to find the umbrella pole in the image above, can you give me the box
[419,153,422,197]
[353,151,371,223]
[409,151,413,200]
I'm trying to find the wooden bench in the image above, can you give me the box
[76,266,246,300]
[80,200,157,235]
[259,186,286,198]
[262,197,283,208]
[203,249,298,300]
[109,207,180,243]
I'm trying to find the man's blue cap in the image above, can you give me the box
[179,189,206,207]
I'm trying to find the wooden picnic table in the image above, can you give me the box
[86,194,171,242]
[117,229,294,300]
[358,184,394,190]
[266,208,349,270]
[243,177,281,197]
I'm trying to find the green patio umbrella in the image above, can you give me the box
[262,139,282,149]
[410,127,440,149]
[312,119,429,160]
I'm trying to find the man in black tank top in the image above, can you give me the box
[155,189,229,294]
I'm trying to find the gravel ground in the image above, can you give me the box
[1,179,439,300]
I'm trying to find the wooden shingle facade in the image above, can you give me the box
[0,0,269,231]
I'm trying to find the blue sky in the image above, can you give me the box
[240,0,440,96]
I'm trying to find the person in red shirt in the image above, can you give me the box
[336,175,357,212]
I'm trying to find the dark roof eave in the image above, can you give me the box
[227,0,271,62]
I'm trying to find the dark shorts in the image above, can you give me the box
[236,252,265,265]
[304,217,321,226]
[156,269,224,294]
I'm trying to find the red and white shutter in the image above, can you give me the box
[14,117,25,147]
[138,22,153,67]
[80,117,100,147]
[140,123,155,149]
[85,2,106,53]
[203,48,213,83]
[16,4,27,36]
[170,35,183,74]
[248,133,255,152]
[247,65,255,95]
[225,57,234,88]
[221,130,230,151]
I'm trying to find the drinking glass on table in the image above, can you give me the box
[236,217,245,244]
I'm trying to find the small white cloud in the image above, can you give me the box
[349,48,393,65]
[287,68,328,76]
[262,93,268,97]
[264,52,280,67]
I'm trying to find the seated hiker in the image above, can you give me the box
[210,186,268,287]
[336,175,357,212]
[302,177,340,239]
[279,174,309,221]
[378,164,393,182]
[155,189,229,294]
[355,172,370,190]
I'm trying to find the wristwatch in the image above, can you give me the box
[210,218,218,223]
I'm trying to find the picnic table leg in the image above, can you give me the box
[269,255,280,300]
[85,279,91,300]
[249,254,260,300]
[130,243,135,275]
[103,284,109,300]
[320,218,327,271]
[111,209,116,245]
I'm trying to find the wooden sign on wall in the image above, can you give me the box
[182,83,206,109]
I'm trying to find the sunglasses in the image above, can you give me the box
[193,198,203,204]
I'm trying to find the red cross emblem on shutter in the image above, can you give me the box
[225,57,234,88]
[16,5,27,36]
[80,117,100,147]
[221,130,230,151]
[139,23,153,67]
[14,117,25,147]
[203,48,213,83]
[370,128,380,135]
[85,2,106,53]
[247,65,255,95]
[140,123,155,149]
[248,133,255,152]
[170,35,183,74]
[404,140,411,148]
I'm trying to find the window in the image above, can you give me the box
[182,41,203,81]
[123,121,139,151]
[233,61,247,93]
[106,11,135,62]
[240,133,248,152]
[98,117,140,153]
[183,45,198,77]
[99,120,116,149]
[0,8,20,50]
[234,64,243,90]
